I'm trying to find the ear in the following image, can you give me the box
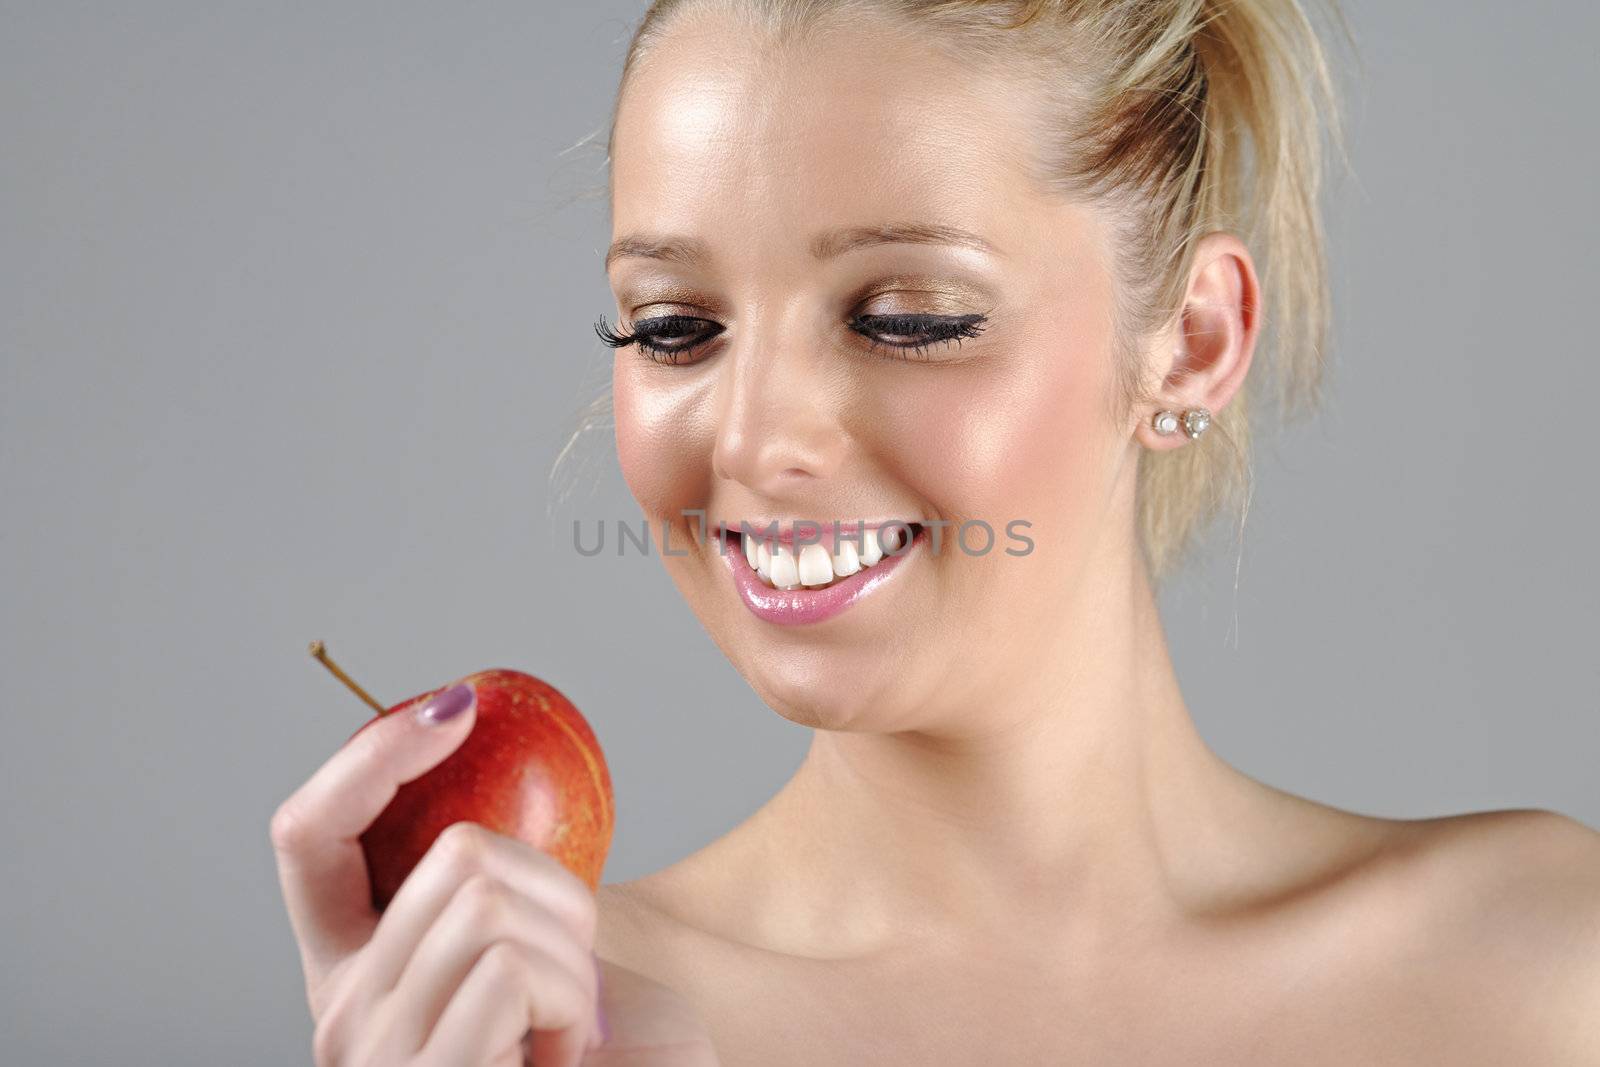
[1133,231,1261,451]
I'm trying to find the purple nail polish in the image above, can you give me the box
[415,682,473,725]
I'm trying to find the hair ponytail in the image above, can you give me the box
[1014,0,1353,580]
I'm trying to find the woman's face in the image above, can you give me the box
[604,14,1140,733]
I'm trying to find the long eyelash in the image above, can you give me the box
[593,315,635,348]
[593,312,990,365]
[593,314,711,366]
[848,313,988,362]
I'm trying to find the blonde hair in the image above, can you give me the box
[562,0,1351,584]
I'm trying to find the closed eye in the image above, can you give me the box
[847,313,988,362]
[594,314,715,364]
[593,312,988,366]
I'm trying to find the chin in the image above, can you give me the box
[741,650,911,734]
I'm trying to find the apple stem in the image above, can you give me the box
[308,640,386,716]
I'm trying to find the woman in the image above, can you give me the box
[271,1,1600,1063]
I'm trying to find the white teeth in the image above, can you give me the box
[831,539,861,578]
[741,524,917,592]
[798,543,833,586]
[859,528,884,567]
[768,542,801,589]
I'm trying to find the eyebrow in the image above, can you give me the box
[603,221,1003,272]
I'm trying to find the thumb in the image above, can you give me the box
[273,682,477,969]
[348,679,479,790]
[344,681,473,790]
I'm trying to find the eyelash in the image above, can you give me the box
[592,311,988,366]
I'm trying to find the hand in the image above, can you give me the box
[270,682,605,1066]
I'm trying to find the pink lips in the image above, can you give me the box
[720,527,924,626]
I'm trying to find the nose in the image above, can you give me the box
[711,317,849,496]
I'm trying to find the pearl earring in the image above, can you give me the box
[1150,406,1212,440]
[1151,410,1180,436]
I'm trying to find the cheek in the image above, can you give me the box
[869,338,1117,533]
[612,358,712,521]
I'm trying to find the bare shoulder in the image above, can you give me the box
[1391,807,1600,932]
[1375,808,1600,1057]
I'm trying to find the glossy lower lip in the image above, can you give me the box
[720,527,925,626]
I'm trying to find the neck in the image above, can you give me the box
[723,527,1254,959]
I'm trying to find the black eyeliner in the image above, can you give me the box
[594,311,988,365]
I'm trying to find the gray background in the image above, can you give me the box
[3,2,1595,1062]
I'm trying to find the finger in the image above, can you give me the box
[384,873,597,1053]
[356,820,598,995]
[270,681,477,971]
[418,942,592,1067]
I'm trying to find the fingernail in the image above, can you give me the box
[415,682,473,726]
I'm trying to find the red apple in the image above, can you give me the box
[339,666,614,911]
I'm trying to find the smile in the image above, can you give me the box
[718,522,926,626]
